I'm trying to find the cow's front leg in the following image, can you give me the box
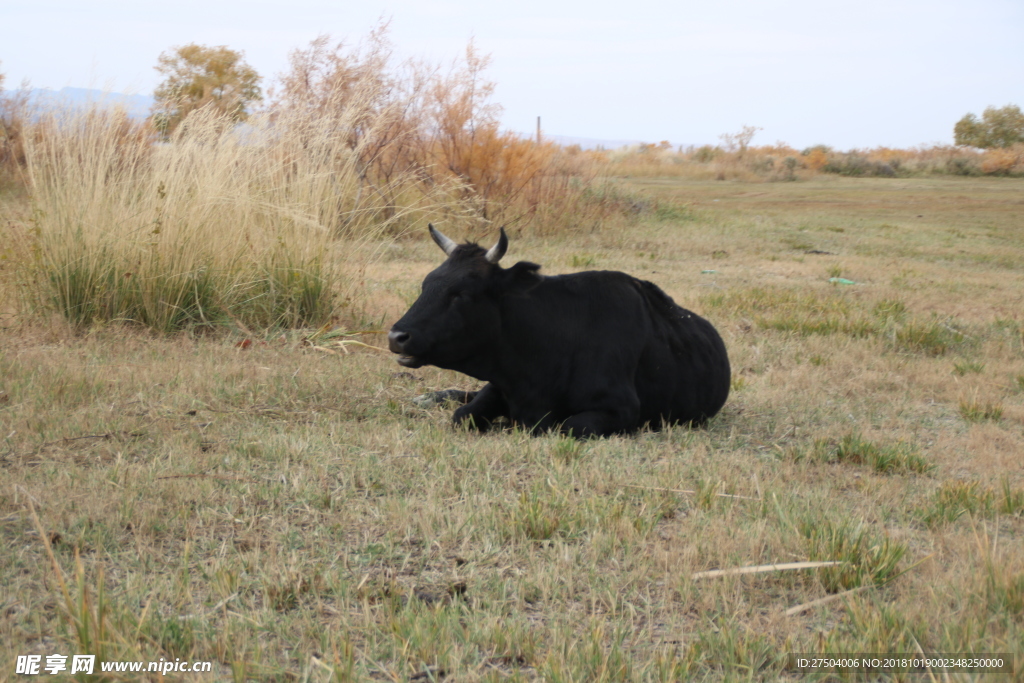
[453,383,509,431]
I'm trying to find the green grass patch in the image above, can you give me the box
[984,562,1024,622]
[872,298,907,320]
[802,520,908,592]
[541,621,635,682]
[959,397,1003,422]
[38,237,336,333]
[919,479,1024,528]
[702,287,972,355]
[793,432,933,475]
[685,621,778,678]
[826,598,931,656]
[654,202,700,223]
[918,480,995,527]
[953,360,985,376]
[569,253,597,268]
[702,286,880,339]
[892,319,966,356]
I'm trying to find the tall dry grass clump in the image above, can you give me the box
[14,28,631,333]
[21,84,460,332]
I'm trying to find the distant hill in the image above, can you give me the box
[25,87,154,119]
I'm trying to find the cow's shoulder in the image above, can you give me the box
[633,278,685,317]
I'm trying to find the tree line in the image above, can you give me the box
[147,43,1024,151]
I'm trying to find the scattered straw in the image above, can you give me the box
[692,561,842,580]
[623,484,760,501]
[784,585,873,616]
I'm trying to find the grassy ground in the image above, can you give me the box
[2,175,1023,681]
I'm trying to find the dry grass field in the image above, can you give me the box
[2,175,1023,681]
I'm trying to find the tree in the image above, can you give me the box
[151,44,262,136]
[719,125,761,158]
[954,104,1024,148]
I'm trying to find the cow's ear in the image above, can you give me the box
[503,261,542,291]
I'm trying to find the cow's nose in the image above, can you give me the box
[388,329,410,352]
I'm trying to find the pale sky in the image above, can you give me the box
[3,0,1022,150]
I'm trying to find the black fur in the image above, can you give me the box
[389,232,730,438]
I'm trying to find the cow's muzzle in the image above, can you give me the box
[388,329,423,368]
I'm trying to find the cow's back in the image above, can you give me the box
[500,272,729,430]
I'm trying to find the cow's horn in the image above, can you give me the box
[429,224,458,256]
[485,227,508,264]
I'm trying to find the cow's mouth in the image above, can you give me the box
[396,354,424,368]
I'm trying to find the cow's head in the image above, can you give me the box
[388,225,539,372]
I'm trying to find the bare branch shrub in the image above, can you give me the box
[271,27,614,237]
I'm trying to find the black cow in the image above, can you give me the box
[388,226,731,438]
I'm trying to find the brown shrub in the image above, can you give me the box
[980,145,1024,175]
[598,140,1024,180]
[270,27,612,237]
